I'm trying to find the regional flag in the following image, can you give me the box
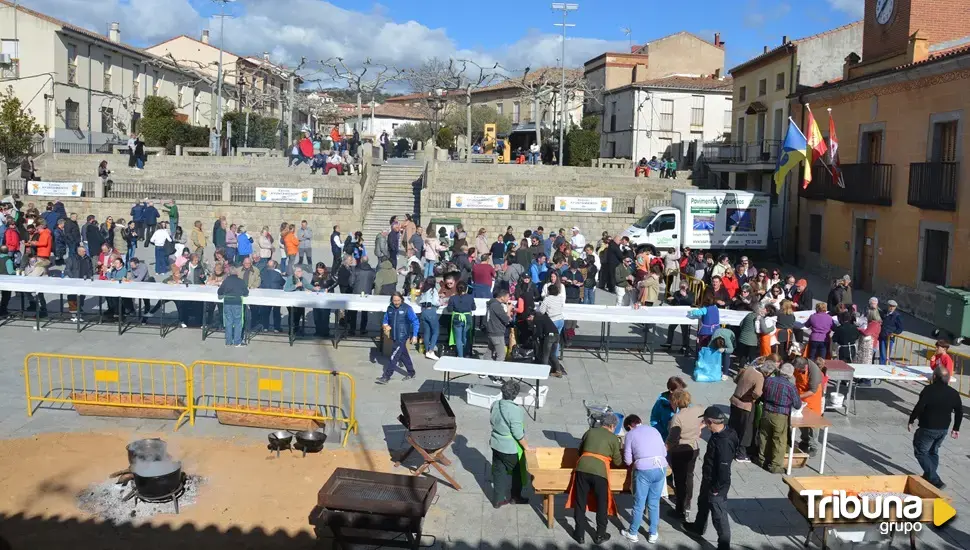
[828,109,845,188]
[804,106,828,188]
[773,118,808,194]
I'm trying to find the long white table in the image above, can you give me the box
[433,356,550,420]
[844,363,936,415]
[0,275,811,357]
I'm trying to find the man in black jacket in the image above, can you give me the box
[330,225,343,272]
[908,367,962,489]
[685,406,739,550]
[64,245,94,318]
[84,215,103,256]
[348,256,376,335]
[663,280,695,354]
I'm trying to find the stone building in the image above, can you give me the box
[790,0,970,320]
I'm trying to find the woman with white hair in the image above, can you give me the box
[856,308,882,364]
[489,379,530,508]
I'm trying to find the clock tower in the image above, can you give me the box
[862,0,970,64]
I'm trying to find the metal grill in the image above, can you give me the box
[331,482,420,503]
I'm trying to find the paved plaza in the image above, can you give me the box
[0,261,968,549]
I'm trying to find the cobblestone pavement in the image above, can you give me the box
[1,283,968,550]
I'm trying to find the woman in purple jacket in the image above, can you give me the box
[805,302,835,360]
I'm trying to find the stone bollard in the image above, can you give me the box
[222,181,232,202]
[175,145,183,156]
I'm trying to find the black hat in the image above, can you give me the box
[700,406,728,423]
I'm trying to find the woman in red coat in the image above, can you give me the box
[721,267,740,299]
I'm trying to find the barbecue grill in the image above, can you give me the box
[394,392,461,490]
[309,468,437,550]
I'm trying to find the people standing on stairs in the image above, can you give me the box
[127,133,137,168]
[401,214,417,256]
[375,230,389,264]
[388,221,401,269]
[376,292,420,385]
[133,136,146,170]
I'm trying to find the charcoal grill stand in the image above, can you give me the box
[394,432,462,491]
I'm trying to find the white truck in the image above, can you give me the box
[621,189,771,250]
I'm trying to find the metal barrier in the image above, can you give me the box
[190,361,358,446]
[679,272,707,306]
[23,353,193,429]
[891,335,969,397]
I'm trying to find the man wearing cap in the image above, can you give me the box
[569,227,586,252]
[684,407,738,550]
[791,278,814,311]
[757,364,802,473]
[879,299,903,365]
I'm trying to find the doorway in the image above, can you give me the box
[853,219,876,291]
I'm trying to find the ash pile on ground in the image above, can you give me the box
[77,474,206,524]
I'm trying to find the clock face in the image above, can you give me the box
[876,0,895,25]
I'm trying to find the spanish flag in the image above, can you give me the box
[804,105,828,188]
[773,118,808,194]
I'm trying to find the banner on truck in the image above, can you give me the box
[555,197,613,213]
[685,194,769,248]
[27,181,83,197]
[450,194,509,210]
[256,187,314,203]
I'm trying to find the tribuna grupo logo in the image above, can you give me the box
[802,490,956,535]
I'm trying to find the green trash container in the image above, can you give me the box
[934,286,970,339]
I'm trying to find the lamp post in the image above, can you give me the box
[426,88,446,151]
[211,0,234,156]
[552,2,577,166]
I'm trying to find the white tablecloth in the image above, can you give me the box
[433,356,550,380]
[847,363,934,381]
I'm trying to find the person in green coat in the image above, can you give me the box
[735,303,762,369]
[489,379,530,508]
[668,158,678,179]
[162,199,179,237]
[711,326,737,379]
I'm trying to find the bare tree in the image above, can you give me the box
[508,66,597,154]
[317,58,401,136]
[403,58,504,161]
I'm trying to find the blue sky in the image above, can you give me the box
[26,0,863,77]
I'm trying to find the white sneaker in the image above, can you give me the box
[620,529,638,543]
[180,322,187,328]
[478,374,488,379]
[425,352,440,360]
[647,533,659,544]
[721,374,731,381]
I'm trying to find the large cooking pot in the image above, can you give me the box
[127,438,168,465]
[294,430,327,454]
[131,460,183,499]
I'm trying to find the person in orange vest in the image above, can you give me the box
[567,414,622,544]
[329,125,341,147]
[28,219,53,267]
[792,357,825,456]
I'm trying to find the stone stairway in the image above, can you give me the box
[361,161,425,238]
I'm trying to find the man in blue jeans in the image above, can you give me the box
[879,299,903,364]
[908,366,962,489]
[376,292,419,385]
[620,414,668,544]
[217,268,249,346]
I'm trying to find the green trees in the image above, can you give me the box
[0,86,45,167]
[140,96,208,153]
[564,115,600,167]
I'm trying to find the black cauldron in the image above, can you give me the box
[294,430,326,456]
[131,460,183,499]
[127,438,168,465]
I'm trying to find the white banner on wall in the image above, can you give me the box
[26,181,83,197]
[450,194,510,210]
[554,196,613,213]
[255,187,314,203]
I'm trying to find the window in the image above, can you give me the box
[609,100,617,132]
[650,213,676,232]
[690,95,705,126]
[102,55,111,93]
[101,107,113,133]
[773,108,784,140]
[132,78,139,100]
[177,86,185,108]
[737,117,745,143]
[723,110,732,129]
[0,39,19,78]
[776,72,786,91]
[931,121,958,162]
[67,43,77,84]
[735,172,748,190]
[658,136,672,156]
[65,99,79,130]
[512,101,520,124]
[921,229,949,285]
[860,131,883,163]
[758,79,767,96]
[496,102,504,116]
[152,70,160,96]
[739,86,746,102]
[659,99,674,131]
[809,215,823,253]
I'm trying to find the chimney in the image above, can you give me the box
[714,33,721,48]
[629,44,640,53]
[763,46,768,54]
[782,35,788,44]
[907,30,929,65]
[714,68,721,79]
[201,29,210,44]
[842,52,861,81]
[263,51,270,62]
[108,22,120,44]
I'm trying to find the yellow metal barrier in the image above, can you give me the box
[891,335,969,397]
[679,272,708,306]
[190,361,358,446]
[23,353,193,429]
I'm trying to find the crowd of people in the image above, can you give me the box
[288,125,364,175]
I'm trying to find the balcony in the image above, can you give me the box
[702,140,781,166]
[908,162,958,211]
[800,163,894,205]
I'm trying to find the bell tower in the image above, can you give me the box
[862,0,970,64]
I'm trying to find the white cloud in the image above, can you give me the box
[827,0,864,18]
[18,0,620,84]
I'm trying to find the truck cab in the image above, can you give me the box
[621,207,681,249]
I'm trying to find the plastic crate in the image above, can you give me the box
[465,385,502,409]
[514,385,549,408]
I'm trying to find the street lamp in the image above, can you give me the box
[211,0,235,156]
[552,2,577,166]
[426,88,446,149]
